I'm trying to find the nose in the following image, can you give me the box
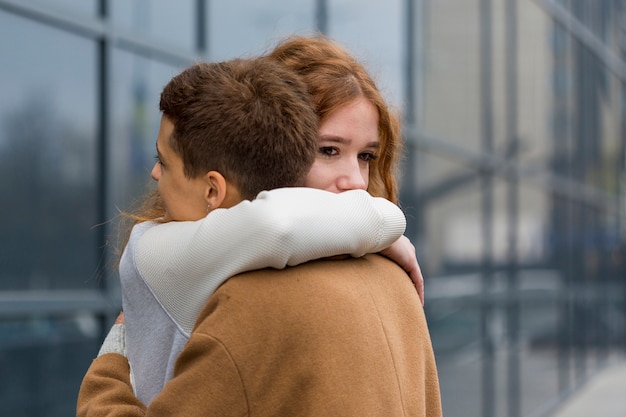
[151,162,160,181]
[336,159,367,191]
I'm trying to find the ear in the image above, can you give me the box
[203,171,228,210]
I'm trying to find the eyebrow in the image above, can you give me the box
[319,135,380,149]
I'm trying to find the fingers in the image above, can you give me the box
[417,274,425,306]
[115,311,125,325]
[410,268,425,306]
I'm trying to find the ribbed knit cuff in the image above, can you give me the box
[371,198,406,249]
[97,323,126,357]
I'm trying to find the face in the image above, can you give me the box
[304,96,379,193]
[151,116,209,221]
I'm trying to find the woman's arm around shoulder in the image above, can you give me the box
[134,187,408,333]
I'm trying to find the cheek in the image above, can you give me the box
[303,161,332,191]
[361,164,370,187]
[157,184,171,213]
[156,176,168,199]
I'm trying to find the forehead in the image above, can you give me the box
[156,116,175,152]
[319,97,379,142]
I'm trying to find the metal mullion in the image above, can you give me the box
[315,0,328,34]
[400,0,421,243]
[0,290,114,317]
[196,0,207,55]
[479,1,496,416]
[0,0,198,67]
[0,0,105,38]
[96,0,115,337]
[534,0,626,83]
[505,1,521,416]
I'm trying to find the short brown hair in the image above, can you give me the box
[117,57,319,255]
[268,35,402,203]
[159,57,318,201]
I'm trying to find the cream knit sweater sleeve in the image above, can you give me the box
[135,187,406,334]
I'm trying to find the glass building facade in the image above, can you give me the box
[0,1,624,416]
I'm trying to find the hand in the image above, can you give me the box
[380,235,425,305]
[97,311,127,357]
[115,310,125,324]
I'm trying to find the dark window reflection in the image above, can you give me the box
[0,12,97,290]
[0,317,100,417]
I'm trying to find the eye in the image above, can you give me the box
[359,152,378,163]
[318,146,339,157]
[154,155,165,168]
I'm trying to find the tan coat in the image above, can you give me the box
[77,254,442,417]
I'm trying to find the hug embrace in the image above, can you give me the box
[77,35,442,417]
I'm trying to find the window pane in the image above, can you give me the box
[0,11,98,290]
[422,0,483,151]
[208,0,315,60]
[327,0,404,107]
[111,0,195,52]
